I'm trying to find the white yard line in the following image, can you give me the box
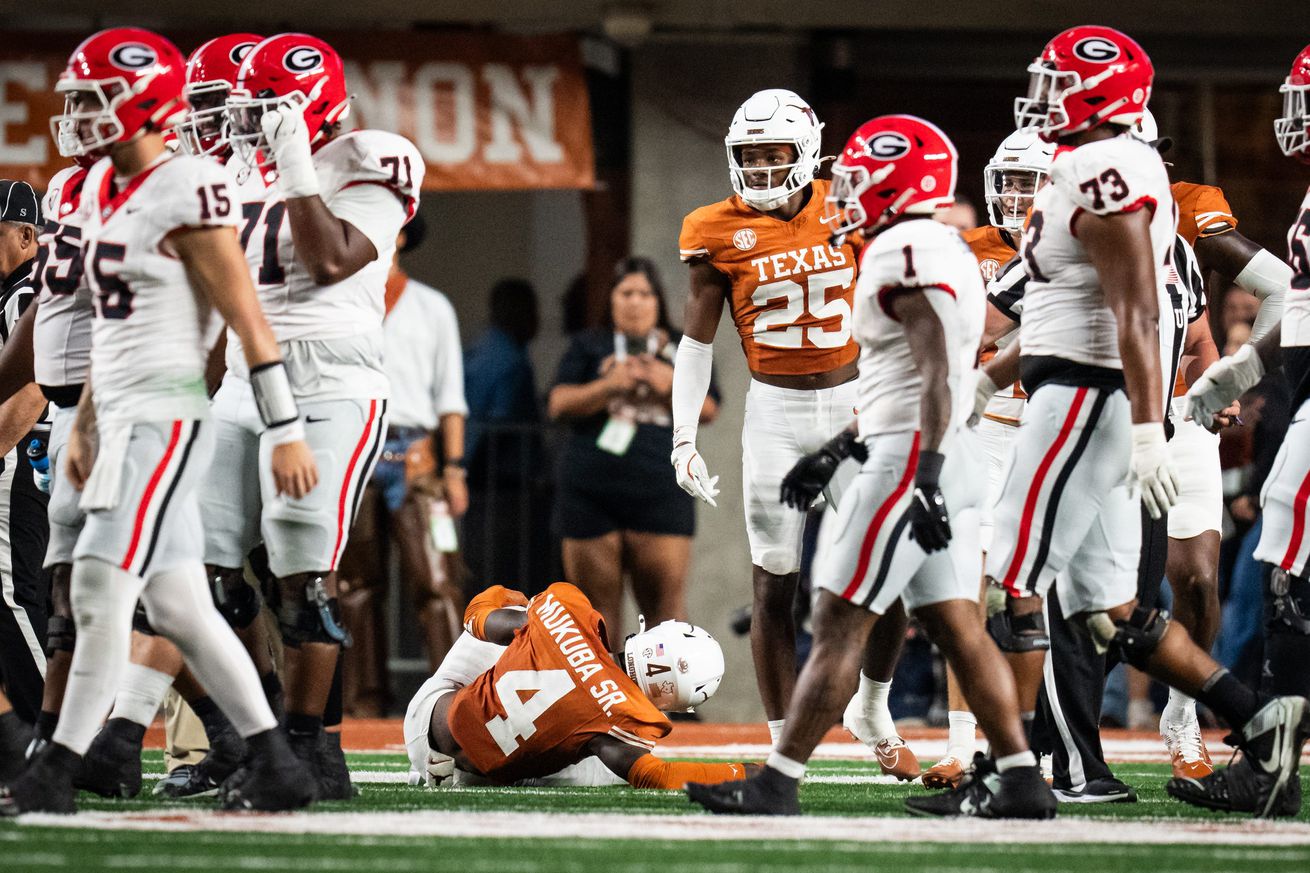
[18,808,1310,846]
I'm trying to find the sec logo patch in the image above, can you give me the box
[733,228,757,251]
[980,258,1000,281]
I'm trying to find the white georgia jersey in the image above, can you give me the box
[1018,135,1178,370]
[1283,185,1310,410]
[225,129,424,401]
[76,153,239,424]
[34,164,96,388]
[1161,235,1206,419]
[853,219,986,441]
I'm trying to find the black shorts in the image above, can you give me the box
[556,479,696,539]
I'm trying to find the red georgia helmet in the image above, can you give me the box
[226,33,350,166]
[50,27,187,158]
[1275,44,1310,161]
[176,33,262,156]
[824,114,958,237]
[1014,25,1153,142]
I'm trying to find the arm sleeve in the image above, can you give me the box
[626,754,750,790]
[327,183,408,260]
[671,335,713,445]
[1239,248,1292,343]
[463,585,530,640]
[431,293,468,418]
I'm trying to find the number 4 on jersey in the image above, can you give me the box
[484,669,575,756]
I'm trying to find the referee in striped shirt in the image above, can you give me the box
[0,180,52,738]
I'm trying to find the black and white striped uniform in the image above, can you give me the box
[0,257,51,722]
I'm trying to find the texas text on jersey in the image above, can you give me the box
[679,177,860,377]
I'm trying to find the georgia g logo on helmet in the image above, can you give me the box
[283,46,323,74]
[109,42,158,70]
[867,131,911,160]
[1073,36,1121,63]
[230,42,258,65]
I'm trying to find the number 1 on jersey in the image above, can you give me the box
[484,669,575,756]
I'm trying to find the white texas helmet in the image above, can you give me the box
[624,618,724,712]
[1129,107,1175,154]
[725,88,824,212]
[983,129,1054,232]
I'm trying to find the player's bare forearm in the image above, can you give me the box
[73,372,94,439]
[480,608,529,646]
[0,384,49,457]
[172,226,283,369]
[1193,229,1263,280]
[1079,208,1163,424]
[284,197,377,285]
[982,301,1018,347]
[1182,312,1219,386]
[0,300,37,407]
[984,338,1022,389]
[893,290,951,452]
[683,261,730,344]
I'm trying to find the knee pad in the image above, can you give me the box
[986,598,1050,653]
[1267,568,1310,636]
[209,567,263,631]
[132,602,158,636]
[1084,606,1169,668]
[45,615,76,655]
[276,574,352,647]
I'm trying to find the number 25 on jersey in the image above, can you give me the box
[752,267,854,349]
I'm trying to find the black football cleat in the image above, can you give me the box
[73,718,144,799]
[0,743,80,816]
[314,731,357,800]
[154,716,246,799]
[1167,754,1304,818]
[906,754,1056,820]
[220,730,314,812]
[686,767,801,816]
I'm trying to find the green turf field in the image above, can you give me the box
[2,751,1308,873]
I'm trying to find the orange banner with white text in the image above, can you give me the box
[0,30,595,192]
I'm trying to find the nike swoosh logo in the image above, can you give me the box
[305,416,330,424]
[1258,724,1284,773]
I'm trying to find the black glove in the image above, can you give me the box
[779,430,867,511]
[907,450,951,553]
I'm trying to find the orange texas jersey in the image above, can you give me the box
[447,583,671,785]
[1172,181,1238,246]
[962,225,1019,284]
[678,178,860,377]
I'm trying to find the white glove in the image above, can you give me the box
[671,440,719,507]
[423,751,456,788]
[1130,423,1180,520]
[1184,343,1265,432]
[261,102,319,198]
[969,371,1000,428]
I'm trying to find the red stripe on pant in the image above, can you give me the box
[121,421,184,572]
[1000,388,1088,597]
[840,433,920,601]
[330,400,379,568]
[1279,466,1310,572]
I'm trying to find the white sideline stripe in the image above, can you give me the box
[142,771,907,785]
[19,809,1310,846]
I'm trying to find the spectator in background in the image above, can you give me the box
[463,278,551,596]
[935,194,978,232]
[548,257,719,641]
[338,214,469,715]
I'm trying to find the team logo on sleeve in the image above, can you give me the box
[866,132,911,160]
[284,46,324,73]
[1072,37,1121,63]
[980,258,1000,281]
[109,43,157,70]
[733,228,757,251]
